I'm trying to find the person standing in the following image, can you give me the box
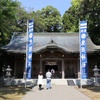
[51,68,55,78]
[37,72,44,90]
[46,69,52,90]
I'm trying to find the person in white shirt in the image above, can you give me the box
[37,72,44,90]
[46,69,52,89]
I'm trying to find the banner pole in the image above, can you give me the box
[25,20,28,88]
[79,20,82,89]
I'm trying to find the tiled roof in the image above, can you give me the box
[1,32,100,53]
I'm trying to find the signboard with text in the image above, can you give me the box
[80,20,88,79]
[26,20,34,79]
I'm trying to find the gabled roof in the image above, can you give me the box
[0,32,100,53]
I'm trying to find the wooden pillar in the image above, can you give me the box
[77,58,80,78]
[14,61,16,78]
[13,55,16,78]
[40,59,42,72]
[62,60,65,79]
[23,60,25,79]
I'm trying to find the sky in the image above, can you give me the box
[17,0,72,16]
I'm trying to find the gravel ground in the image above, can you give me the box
[22,85,92,100]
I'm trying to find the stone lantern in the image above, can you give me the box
[93,65,100,86]
[5,65,12,86]
[5,65,12,78]
[1,65,5,84]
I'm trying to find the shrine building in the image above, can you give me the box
[0,32,100,80]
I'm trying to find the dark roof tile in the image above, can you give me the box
[1,32,100,53]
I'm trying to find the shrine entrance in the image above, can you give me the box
[43,60,62,78]
[45,65,58,72]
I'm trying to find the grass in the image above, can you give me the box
[77,85,100,100]
[0,85,31,100]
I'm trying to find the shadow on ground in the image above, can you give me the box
[0,84,36,100]
[82,85,100,92]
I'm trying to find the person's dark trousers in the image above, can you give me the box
[39,84,42,90]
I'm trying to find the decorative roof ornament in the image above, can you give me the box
[51,39,54,43]
[48,39,57,45]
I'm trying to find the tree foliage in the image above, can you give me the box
[62,7,79,32]
[0,4,63,46]
[62,0,82,32]
[78,0,100,45]
[0,0,100,46]
[63,0,100,44]
[0,0,20,46]
[14,6,30,32]
[34,6,63,32]
[31,10,46,32]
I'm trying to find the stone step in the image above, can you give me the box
[42,79,68,85]
[67,80,75,86]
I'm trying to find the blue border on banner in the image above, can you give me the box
[80,20,88,79]
[26,20,34,79]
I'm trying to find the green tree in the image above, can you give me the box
[77,0,100,45]
[32,10,46,32]
[34,6,63,32]
[14,6,30,32]
[63,0,100,45]
[62,0,82,32]
[0,0,20,46]
[62,7,79,32]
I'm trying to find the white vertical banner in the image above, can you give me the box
[79,20,88,80]
[26,20,34,79]
[79,20,88,88]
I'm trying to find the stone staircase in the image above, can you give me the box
[43,79,68,85]
[67,80,75,86]
[7,78,93,86]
